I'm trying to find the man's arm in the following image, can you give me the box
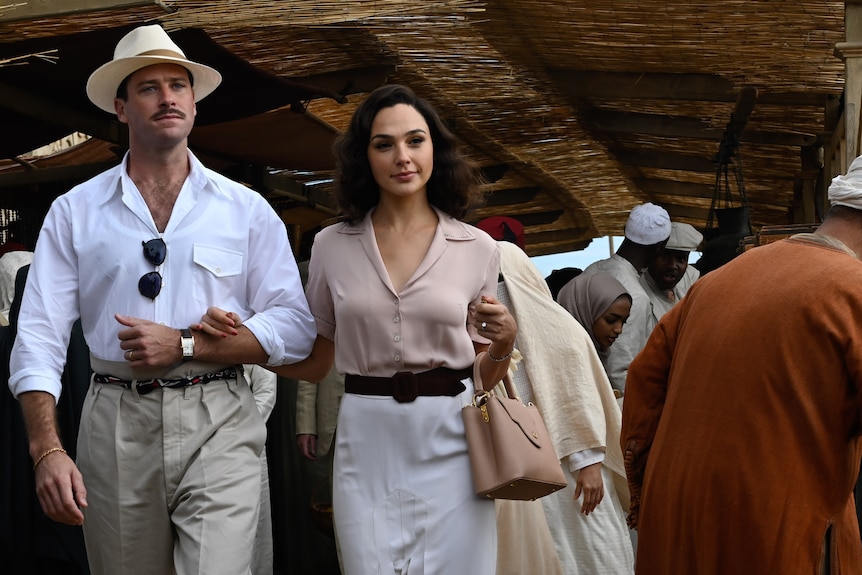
[240,196,316,365]
[197,307,335,382]
[115,313,270,368]
[296,379,319,435]
[296,379,320,460]
[620,300,680,529]
[19,391,87,525]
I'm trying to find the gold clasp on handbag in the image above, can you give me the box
[468,390,490,405]
[466,390,492,423]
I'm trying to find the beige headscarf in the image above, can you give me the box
[556,272,630,369]
[498,242,629,510]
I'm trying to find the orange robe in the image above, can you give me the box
[622,236,862,575]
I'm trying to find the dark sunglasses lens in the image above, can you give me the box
[142,239,166,266]
[138,271,163,299]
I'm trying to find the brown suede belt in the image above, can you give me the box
[345,366,471,403]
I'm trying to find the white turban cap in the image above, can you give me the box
[828,155,862,209]
[665,222,703,252]
[624,202,672,245]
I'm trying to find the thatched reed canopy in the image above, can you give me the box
[0,0,853,258]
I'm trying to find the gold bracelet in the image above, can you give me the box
[33,447,66,471]
[487,347,513,362]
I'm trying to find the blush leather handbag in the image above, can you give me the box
[462,352,567,500]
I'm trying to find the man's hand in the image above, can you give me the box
[115,314,186,367]
[297,434,318,461]
[574,462,604,515]
[19,392,87,525]
[34,448,88,525]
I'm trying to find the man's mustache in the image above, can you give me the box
[152,109,186,120]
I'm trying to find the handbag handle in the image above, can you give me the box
[473,351,520,400]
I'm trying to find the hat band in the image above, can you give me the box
[130,48,188,60]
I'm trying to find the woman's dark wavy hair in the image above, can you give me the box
[333,84,482,221]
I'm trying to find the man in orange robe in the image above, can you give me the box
[621,156,862,575]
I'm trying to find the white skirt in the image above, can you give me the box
[332,379,496,575]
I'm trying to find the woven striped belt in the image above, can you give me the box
[93,368,238,395]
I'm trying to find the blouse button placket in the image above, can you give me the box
[393,298,403,365]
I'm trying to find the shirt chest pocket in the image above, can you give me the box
[192,244,244,305]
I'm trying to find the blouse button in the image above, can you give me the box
[393,335,401,342]
[394,354,401,361]
[216,266,222,274]
[393,316,400,323]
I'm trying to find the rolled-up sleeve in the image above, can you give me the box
[9,197,78,401]
[240,197,315,365]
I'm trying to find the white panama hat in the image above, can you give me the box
[86,24,222,114]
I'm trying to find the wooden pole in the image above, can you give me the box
[835,3,862,168]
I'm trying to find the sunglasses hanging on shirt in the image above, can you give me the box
[139,238,166,299]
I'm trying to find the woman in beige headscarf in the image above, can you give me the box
[495,241,633,575]
[557,272,632,375]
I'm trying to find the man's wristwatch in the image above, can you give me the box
[180,328,195,362]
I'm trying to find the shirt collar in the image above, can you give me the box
[109,149,213,203]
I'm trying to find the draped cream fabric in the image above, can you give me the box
[497,241,629,509]
[495,499,564,575]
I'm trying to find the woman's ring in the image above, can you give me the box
[127,350,133,361]
[480,321,487,331]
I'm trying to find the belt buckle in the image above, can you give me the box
[135,379,161,395]
[391,371,419,403]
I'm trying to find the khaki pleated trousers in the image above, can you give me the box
[77,376,267,575]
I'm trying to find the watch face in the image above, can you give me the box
[182,337,194,357]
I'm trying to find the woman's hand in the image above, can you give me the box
[194,306,242,338]
[472,295,517,354]
[575,462,604,515]
[471,295,518,390]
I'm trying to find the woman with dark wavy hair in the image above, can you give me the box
[311,83,517,574]
[333,83,479,222]
[201,84,517,574]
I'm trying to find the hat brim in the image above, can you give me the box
[664,245,698,252]
[86,55,222,114]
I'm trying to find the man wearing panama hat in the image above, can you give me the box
[9,24,316,575]
[639,221,703,332]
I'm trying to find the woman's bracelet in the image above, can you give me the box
[33,447,66,471]
[487,346,513,362]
